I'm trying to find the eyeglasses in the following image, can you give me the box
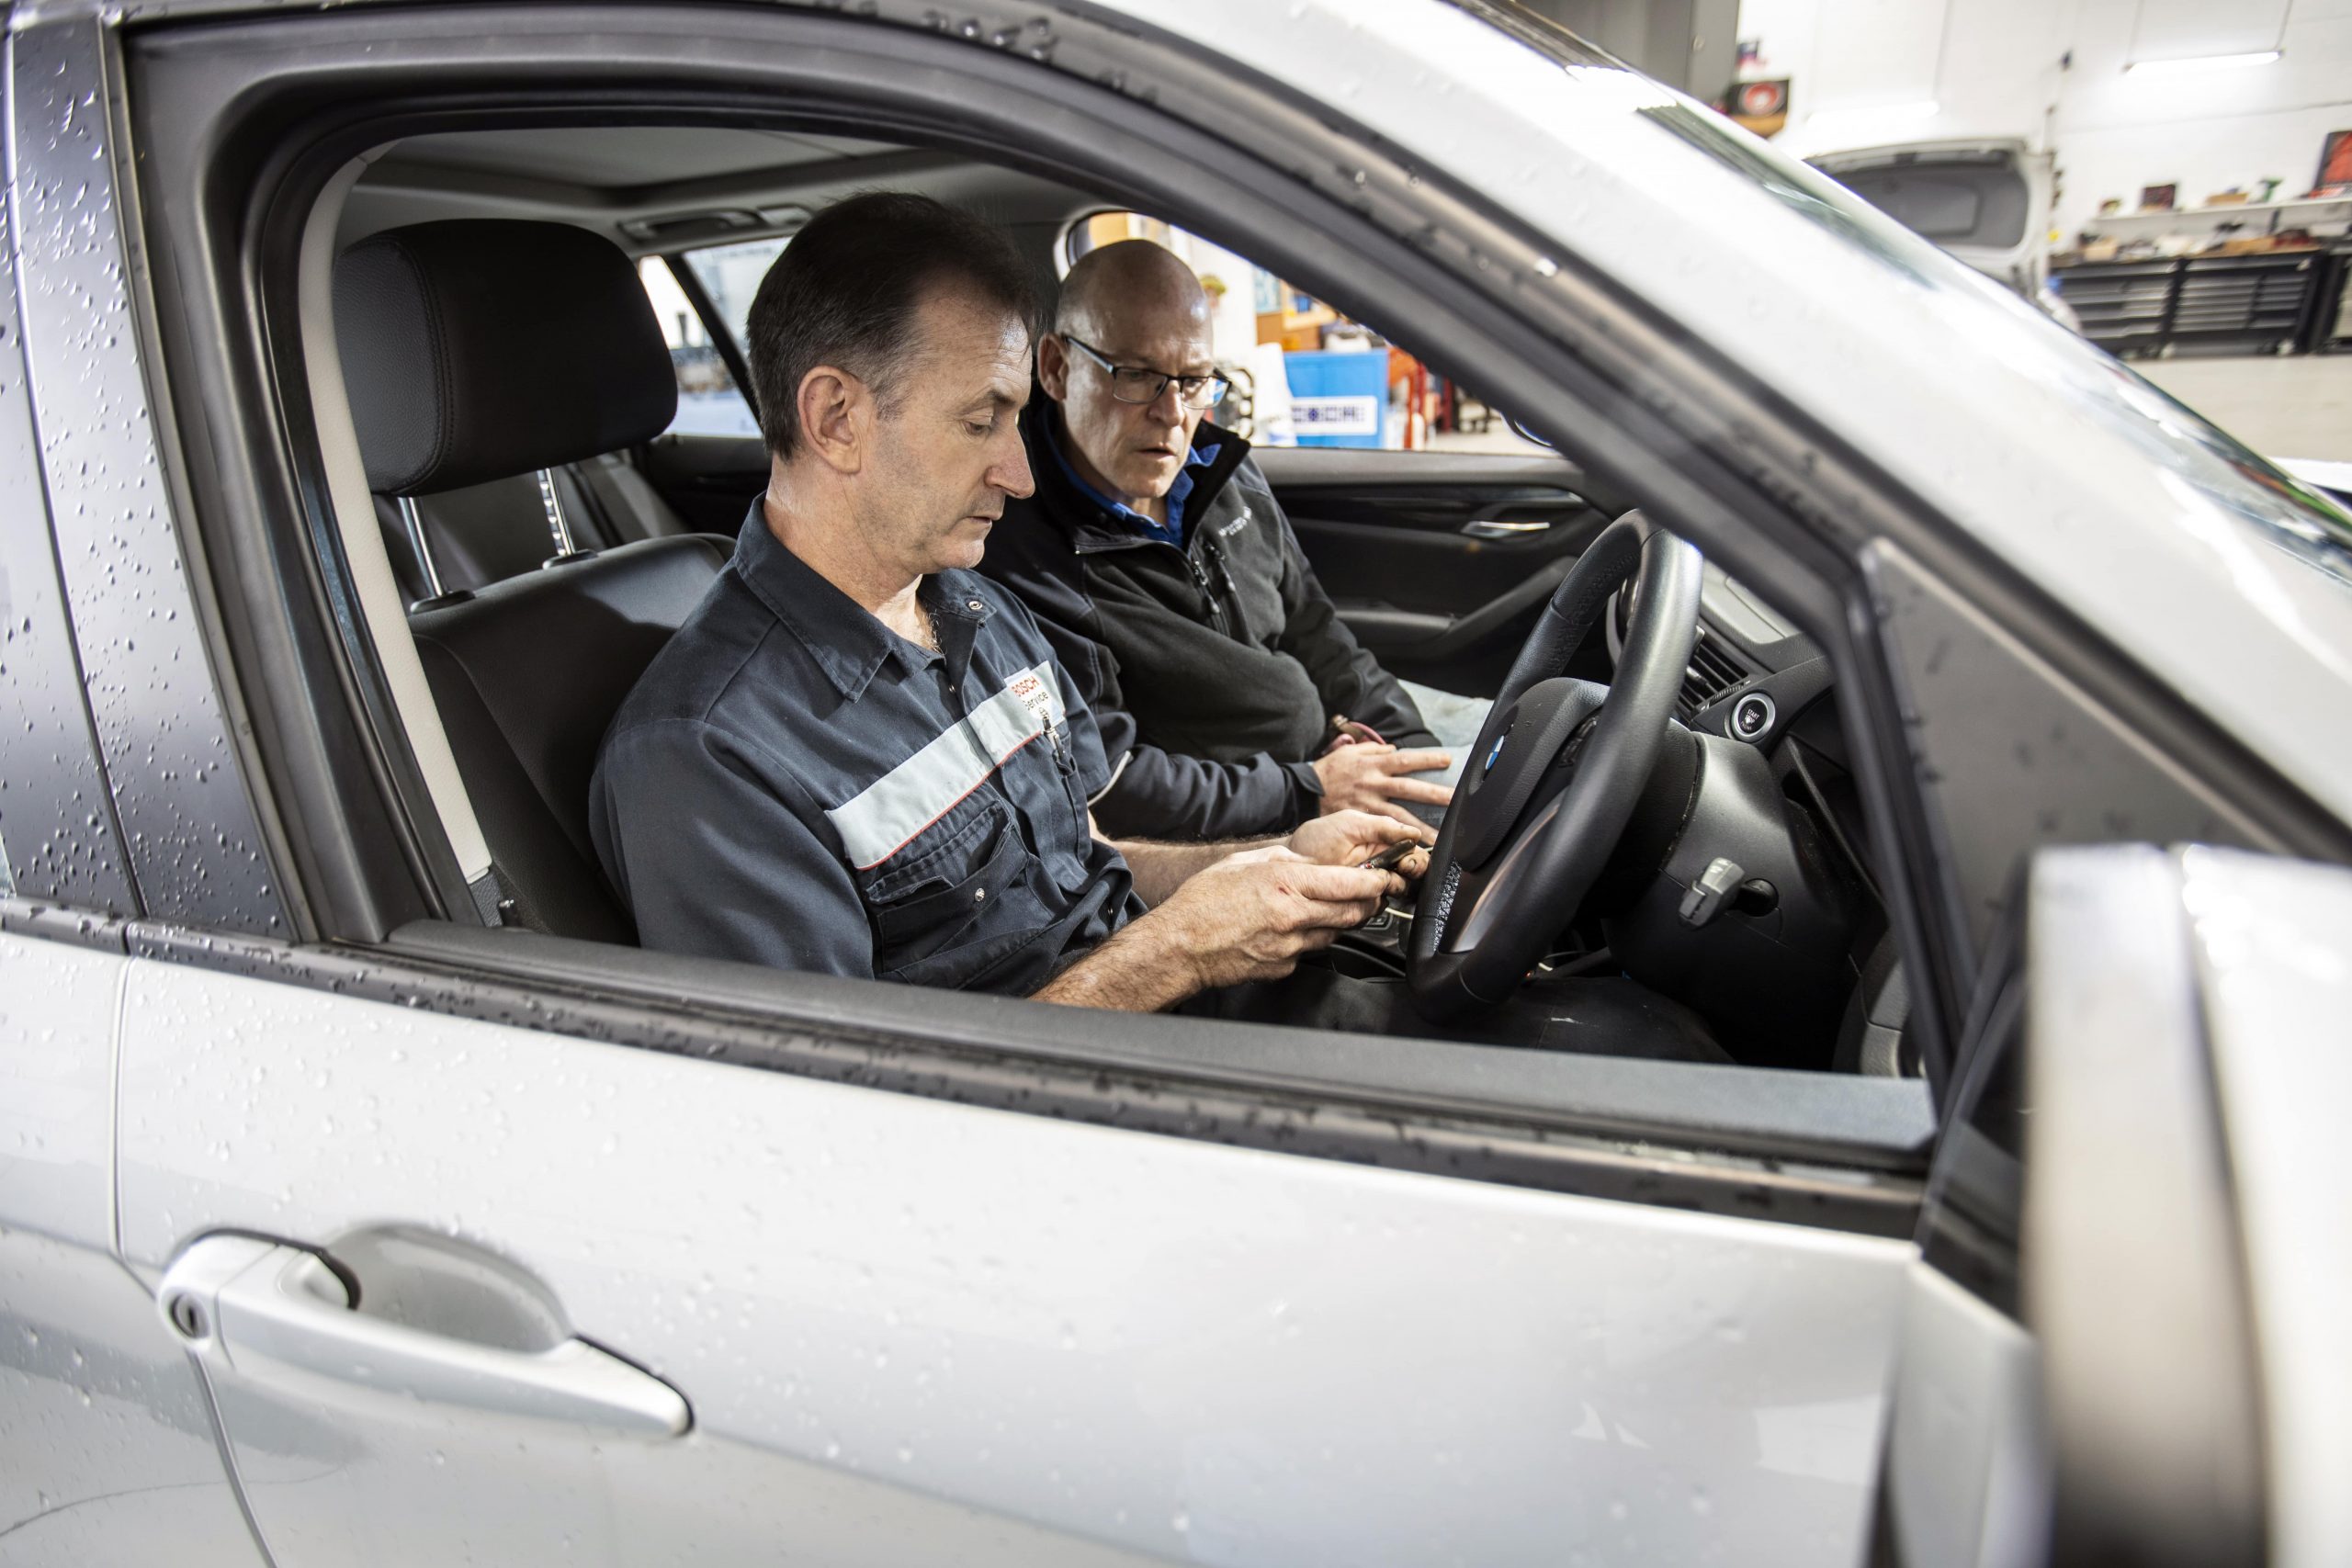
[1062,335,1230,409]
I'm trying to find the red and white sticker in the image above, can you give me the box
[1005,669,1059,728]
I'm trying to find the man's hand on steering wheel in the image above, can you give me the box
[1312,743,1454,829]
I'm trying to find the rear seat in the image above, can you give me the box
[336,217,733,939]
[372,453,694,604]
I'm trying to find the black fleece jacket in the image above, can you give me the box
[978,407,1437,840]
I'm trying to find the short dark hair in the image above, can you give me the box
[744,191,1039,461]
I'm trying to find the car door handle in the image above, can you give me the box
[1461,518,1553,538]
[158,1233,690,1439]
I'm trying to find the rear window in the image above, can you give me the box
[637,237,789,439]
[1828,164,2028,248]
[680,237,788,352]
[638,256,760,438]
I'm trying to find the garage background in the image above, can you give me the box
[1521,0,2352,465]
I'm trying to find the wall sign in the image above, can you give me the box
[1291,396,1380,436]
[1725,76,1790,138]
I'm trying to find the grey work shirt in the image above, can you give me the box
[589,506,1142,992]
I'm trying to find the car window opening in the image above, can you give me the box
[313,119,1908,1085]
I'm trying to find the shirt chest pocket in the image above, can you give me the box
[1015,728,1095,890]
[857,795,1051,980]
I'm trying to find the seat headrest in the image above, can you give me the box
[334,220,679,496]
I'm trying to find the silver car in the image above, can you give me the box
[1810,138,2085,329]
[4,3,2346,1566]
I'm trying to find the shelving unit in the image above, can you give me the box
[2170,254,2320,352]
[2058,259,2176,355]
[2080,195,2352,242]
[2054,252,2324,356]
[2317,243,2352,354]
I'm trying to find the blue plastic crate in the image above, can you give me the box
[1283,350,1388,448]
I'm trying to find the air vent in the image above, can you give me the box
[1677,633,1750,717]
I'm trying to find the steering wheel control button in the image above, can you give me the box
[1730,691,1777,742]
[1678,856,1747,928]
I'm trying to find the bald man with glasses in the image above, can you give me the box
[982,240,1483,842]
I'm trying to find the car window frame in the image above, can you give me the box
[1054,205,1121,279]
[0,130,141,920]
[110,0,2342,1203]
[9,17,309,938]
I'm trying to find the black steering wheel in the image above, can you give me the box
[1407,512,1703,1020]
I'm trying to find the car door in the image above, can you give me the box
[116,943,1918,1568]
[1868,879,2046,1568]
[1874,842,2317,1568]
[0,922,263,1568]
[1255,446,1616,694]
[0,80,265,1561]
[637,429,773,533]
[2169,848,2352,1568]
[74,6,1950,1562]
[630,245,780,532]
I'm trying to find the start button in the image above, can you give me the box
[1730,690,1777,742]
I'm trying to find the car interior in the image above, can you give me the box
[316,123,1909,1079]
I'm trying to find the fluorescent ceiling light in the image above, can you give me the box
[2125,51,2280,76]
[1805,100,1939,132]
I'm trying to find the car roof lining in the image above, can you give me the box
[340,125,1099,257]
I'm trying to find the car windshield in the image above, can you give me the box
[1638,101,2352,590]
[1450,0,2352,598]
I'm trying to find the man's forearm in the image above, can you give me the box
[1030,913,1202,1012]
[1035,834,1400,1012]
[1090,744,1316,841]
[1111,834,1278,906]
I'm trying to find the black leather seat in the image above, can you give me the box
[408,536,729,940]
[373,454,696,604]
[336,218,731,940]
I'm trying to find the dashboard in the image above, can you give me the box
[1610,565,1838,761]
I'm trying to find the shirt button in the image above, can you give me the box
[967,599,984,611]
[974,887,987,902]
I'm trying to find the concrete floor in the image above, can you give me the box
[1427,423,1550,455]
[2130,354,2352,462]
[1424,352,2352,462]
